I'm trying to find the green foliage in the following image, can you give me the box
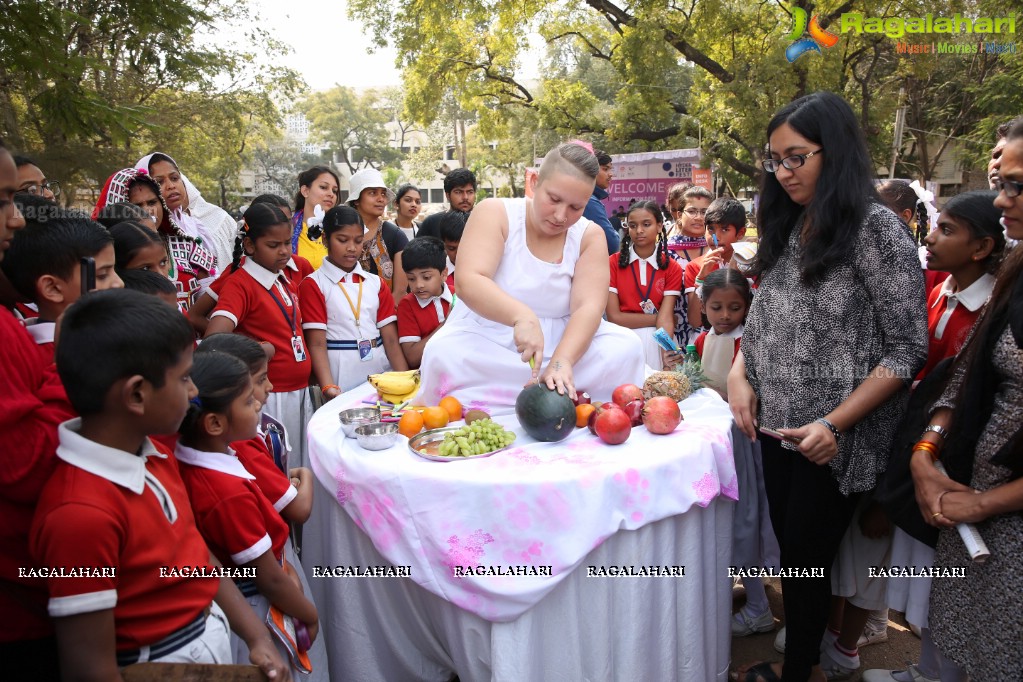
[0,0,301,208]
[299,87,402,174]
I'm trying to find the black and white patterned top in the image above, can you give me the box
[743,202,929,495]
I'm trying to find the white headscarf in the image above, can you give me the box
[136,152,237,273]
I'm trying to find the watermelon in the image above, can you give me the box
[515,384,576,442]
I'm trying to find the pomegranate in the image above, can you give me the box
[612,384,644,410]
[642,396,683,435]
[572,391,592,406]
[622,397,645,427]
[588,402,622,435]
[594,408,632,445]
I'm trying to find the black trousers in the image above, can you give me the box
[0,635,61,680]
[760,437,860,681]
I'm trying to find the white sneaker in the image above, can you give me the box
[857,622,889,648]
[819,643,859,680]
[773,625,786,653]
[731,605,776,636]
[862,664,939,682]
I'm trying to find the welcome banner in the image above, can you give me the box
[602,148,710,213]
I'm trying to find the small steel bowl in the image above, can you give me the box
[354,422,399,451]
[338,407,381,438]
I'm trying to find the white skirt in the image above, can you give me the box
[830,496,893,611]
[264,388,313,470]
[884,527,934,628]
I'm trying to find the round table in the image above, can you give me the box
[304,385,739,681]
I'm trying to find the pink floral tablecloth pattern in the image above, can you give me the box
[308,387,736,622]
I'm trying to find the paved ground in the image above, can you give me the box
[730,578,923,681]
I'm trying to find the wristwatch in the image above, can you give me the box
[815,417,840,441]
[922,424,948,440]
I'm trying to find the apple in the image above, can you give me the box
[612,384,644,410]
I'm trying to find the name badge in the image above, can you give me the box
[358,339,373,362]
[291,335,307,362]
[641,299,657,315]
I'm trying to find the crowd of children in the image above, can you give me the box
[1,122,1017,682]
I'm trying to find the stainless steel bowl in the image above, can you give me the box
[338,407,381,438]
[355,422,399,451]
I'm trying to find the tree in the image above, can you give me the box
[251,127,307,198]
[350,0,1018,184]
[0,0,300,206]
[299,87,402,174]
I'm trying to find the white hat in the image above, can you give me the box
[347,168,395,205]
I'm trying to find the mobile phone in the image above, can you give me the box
[80,257,95,296]
[758,426,802,444]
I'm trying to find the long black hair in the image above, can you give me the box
[618,200,669,270]
[940,190,1005,274]
[294,166,340,213]
[753,92,879,284]
[232,202,290,272]
[178,352,252,441]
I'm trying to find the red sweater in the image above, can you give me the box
[0,309,76,641]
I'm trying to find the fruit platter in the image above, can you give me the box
[408,419,517,462]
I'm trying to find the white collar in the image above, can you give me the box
[319,258,371,285]
[56,418,167,494]
[242,258,283,290]
[415,284,454,309]
[627,245,659,270]
[24,319,56,345]
[708,323,744,339]
[173,444,255,480]
[286,257,299,272]
[932,273,995,313]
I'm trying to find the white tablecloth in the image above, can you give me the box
[304,386,737,680]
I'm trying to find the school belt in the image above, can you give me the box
[326,337,383,350]
[115,605,210,666]
[235,579,260,598]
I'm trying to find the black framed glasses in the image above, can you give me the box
[761,150,823,173]
[994,176,1023,199]
[23,181,61,198]
[682,207,707,217]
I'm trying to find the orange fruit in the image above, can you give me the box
[575,403,596,428]
[397,411,425,439]
[422,406,450,430]
[439,396,463,422]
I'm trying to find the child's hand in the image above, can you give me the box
[698,247,728,279]
[322,385,341,399]
[661,348,683,369]
[249,636,292,681]
[289,467,311,489]
[305,618,320,645]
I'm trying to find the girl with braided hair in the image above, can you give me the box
[606,200,684,369]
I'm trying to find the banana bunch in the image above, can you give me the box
[368,369,421,404]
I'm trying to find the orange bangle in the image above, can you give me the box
[321,384,340,396]
[913,440,940,462]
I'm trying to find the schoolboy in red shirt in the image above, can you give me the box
[397,236,453,368]
[439,210,467,295]
[0,207,123,362]
[0,141,77,679]
[30,289,289,680]
[684,197,746,329]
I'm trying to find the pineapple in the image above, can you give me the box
[643,361,706,402]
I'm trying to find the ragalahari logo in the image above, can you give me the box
[786,7,840,61]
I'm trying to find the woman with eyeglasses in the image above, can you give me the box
[728,92,928,682]
[13,156,59,201]
[665,183,714,346]
[884,119,1023,682]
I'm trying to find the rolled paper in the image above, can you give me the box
[932,461,991,563]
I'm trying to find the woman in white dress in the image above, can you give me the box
[418,143,645,412]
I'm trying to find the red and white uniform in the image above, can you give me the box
[233,438,297,514]
[174,444,290,568]
[30,421,219,652]
[683,254,717,295]
[917,273,994,381]
[609,247,683,370]
[0,310,75,644]
[211,258,313,467]
[205,256,313,304]
[397,285,453,344]
[300,259,398,392]
[23,319,56,364]
[695,324,743,399]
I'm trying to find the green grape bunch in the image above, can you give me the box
[436,418,516,457]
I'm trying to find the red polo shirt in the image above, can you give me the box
[233,438,297,513]
[30,422,218,651]
[397,286,453,344]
